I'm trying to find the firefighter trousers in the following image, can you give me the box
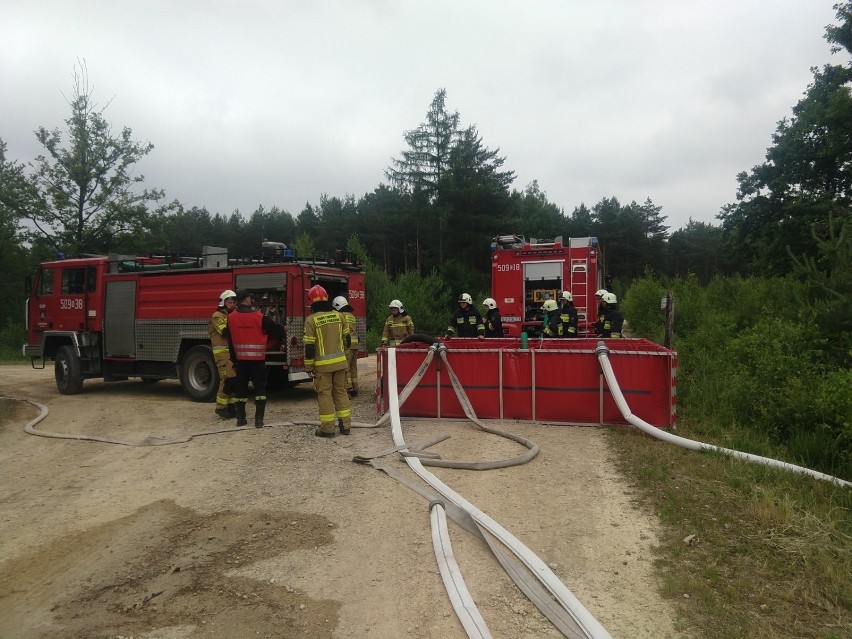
[233,360,268,406]
[346,349,358,393]
[214,351,236,409]
[314,368,351,434]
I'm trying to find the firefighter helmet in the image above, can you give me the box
[595,289,608,298]
[332,296,348,311]
[482,297,497,310]
[458,293,472,304]
[218,289,237,306]
[308,285,328,302]
[602,292,618,304]
[561,291,573,302]
[542,299,559,312]
[388,299,403,310]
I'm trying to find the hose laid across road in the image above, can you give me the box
[382,344,614,639]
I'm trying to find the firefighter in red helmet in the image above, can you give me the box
[224,290,283,427]
[304,285,352,437]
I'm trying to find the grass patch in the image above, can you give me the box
[606,422,852,639]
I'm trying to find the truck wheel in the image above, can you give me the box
[180,345,218,402]
[55,345,84,395]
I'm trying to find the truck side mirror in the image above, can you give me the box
[24,275,32,296]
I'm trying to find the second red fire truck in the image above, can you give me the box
[490,234,605,336]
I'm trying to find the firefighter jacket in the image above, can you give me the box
[447,306,485,338]
[602,306,624,338]
[304,301,351,372]
[340,305,359,351]
[381,311,415,346]
[225,305,283,361]
[559,302,579,337]
[209,307,231,355]
[484,308,503,338]
[543,309,566,337]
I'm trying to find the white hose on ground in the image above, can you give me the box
[430,501,493,639]
[594,342,851,489]
[387,345,613,639]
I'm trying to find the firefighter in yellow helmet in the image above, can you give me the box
[332,295,360,396]
[209,289,237,418]
[381,299,415,346]
[304,285,352,437]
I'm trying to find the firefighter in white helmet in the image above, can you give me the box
[559,290,579,337]
[209,289,237,419]
[482,297,503,337]
[600,292,624,338]
[333,295,360,396]
[446,293,485,338]
[381,299,415,347]
[541,299,564,337]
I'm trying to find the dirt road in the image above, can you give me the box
[0,359,680,638]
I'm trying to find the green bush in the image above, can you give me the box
[622,272,665,341]
[0,317,25,361]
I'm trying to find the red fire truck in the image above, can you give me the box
[22,246,366,401]
[490,234,604,336]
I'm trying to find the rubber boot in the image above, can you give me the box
[227,403,237,418]
[254,400,266,428]
[235,402,248,427]
[338,418,350,435]
[215,405,230,419]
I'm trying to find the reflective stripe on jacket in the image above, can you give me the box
[341,311,359,349]
[382,313,414,346]
[228,310,267,360]
[209,308,230,354]
[304,310,349,371]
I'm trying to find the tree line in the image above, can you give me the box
[1,4,850,354]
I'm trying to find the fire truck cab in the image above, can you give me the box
[490,234,603,337]
[23,246,366,402]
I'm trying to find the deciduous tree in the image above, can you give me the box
[23,63,166,255]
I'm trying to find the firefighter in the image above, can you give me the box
[482,297,503,338]
[542,299,565,337]
[559,290,579,338]
[381,299,415,347]
[601,292,624,338]
[594,289,608,337]
[209,289,237,419]
[304,285,352,437]
[332,295,360,396]
[225,290,282,428]
[446,293,485,338]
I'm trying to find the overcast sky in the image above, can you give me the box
[1,1,842,233]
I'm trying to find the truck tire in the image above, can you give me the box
[55,345,84,395]
[179,345,218,402]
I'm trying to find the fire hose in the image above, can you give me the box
[372,343,614,639]
[594,342,851,488]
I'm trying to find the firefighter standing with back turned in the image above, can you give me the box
[225,290,282,428]
[210,289,237,419]
[304,285,352,437]
[332,295,360,396]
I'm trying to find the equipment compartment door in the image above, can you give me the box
[104,280,137,358]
